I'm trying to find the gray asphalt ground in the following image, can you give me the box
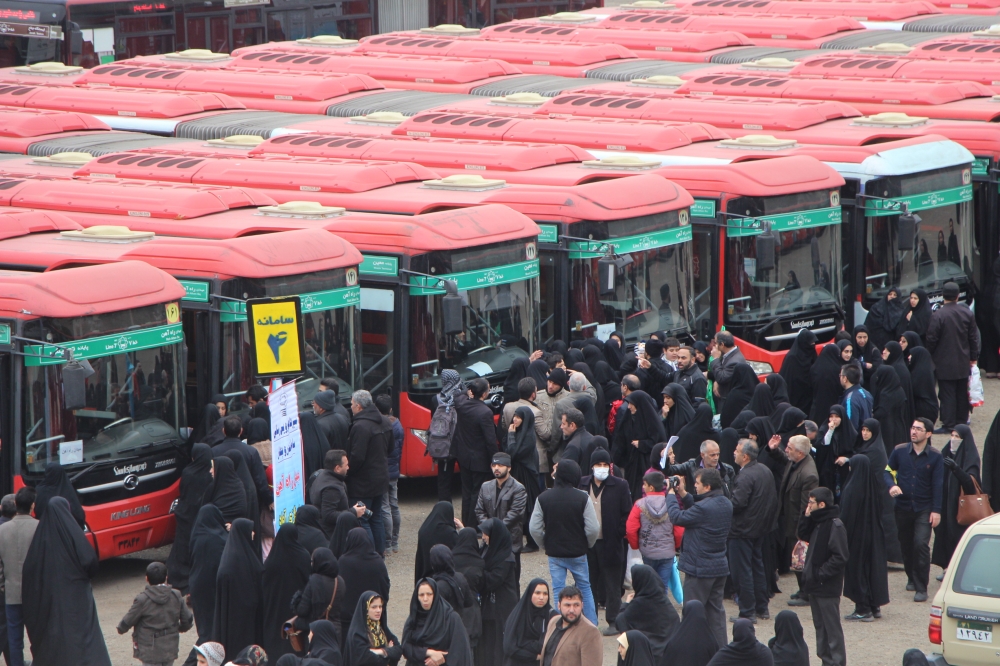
[87,380,1000,666]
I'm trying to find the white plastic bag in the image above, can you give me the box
[970,365,985,408]
[624,547,643,589]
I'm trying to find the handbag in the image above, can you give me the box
[957,477,993,526]
[283,578,339,653]
[790,539,809,572]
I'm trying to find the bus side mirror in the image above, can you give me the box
[755,226,776,271]
[441,280,464,335]
[598,254,617,296]
[62,359,92,411]
[897,211,919,251]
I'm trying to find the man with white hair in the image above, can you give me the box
[665,439,735,498]
[552,372,598,460]
[767,433,819,607]
[347,389,394,554]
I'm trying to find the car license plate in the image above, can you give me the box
[957,621,993,643]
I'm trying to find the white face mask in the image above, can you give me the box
[951,436,963,449]
[593,467,610,481]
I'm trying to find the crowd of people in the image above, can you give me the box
[0,279,991,666]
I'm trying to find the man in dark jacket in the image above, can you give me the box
[579,448,632,634]
[666,440,735,498]
[475,452,528,579]
[673,346,708,405]
[559,409,596,469]
[767,434,819,606]
[925,281,981,431]
[666,467,733,648]
[377,394,403,554]
[313,389,349,451]
[453,378,499,528]
[708,331,747,414]
[212,415,270,506]
[728,439,778,623]
[309,449,363,536]
[117,562,193,666]
[797,487,849,666]
[347,389,393,555]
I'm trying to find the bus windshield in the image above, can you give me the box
[863,167,974,303]
[21,303,185,474]
[220,268,361,410]
[725,190,843,326]
[569,211,694,345]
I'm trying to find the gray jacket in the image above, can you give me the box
[475,475,528,553]
[0,515,38,604]
[117,584,193,663]
[666,490,732,578]
[709,347,747,398]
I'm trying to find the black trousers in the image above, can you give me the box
[809,595,846,666]
[436,457,454,502]
[587,543,624,624]
[460,468,490,529]
[938,377,969,429]
[728,536,769,617]
[896,508,932,594]
[683,575,728,648]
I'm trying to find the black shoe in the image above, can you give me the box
[730,615,757,624]
[787,598,809,607]
[844,612,875,622]
[521,545,539,554]
[601,626,619,637]
[757,612,770,621]
[873,608,882,619]
[914,592,929,602]
[934,427,950,435]
[906,582,915,592]
[789,591,801,600]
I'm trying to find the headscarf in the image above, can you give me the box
[196,403,224,446]
[451,527,486,594]
[851,325,883,378]
[298,411,328,479]
[901,331,923,357]
[730,410,756,437]
[706,618,774,666]
[836,339,854,362]
[907,347,938,423]
[22,496,110,666]
[674,403,717,465]
[776,407,807,444]
[308,619,342,664]
[229,645,267,666]
[503,357,530,407]
[438,369,464,411]
[344,591,399,666]
[339,528,391,628]
[429,544,466,611]
[884,341,915,424]
[34,462,86,528]
[223,449,257,521]
[808,344,844,425]
[871,365,909,452]
[615,564,680,661]
[207,456,247,522]
[528,359,551,391]
[719,427,741,468]
[747,383,776,419]
[693,341,710,373]
[245,418,270,446]
[934,424,982,569]
[328,511,360,558]
[765,373,789,404]
[768,611,809,666]
[415,501,458,583]
[624,390,667,444]
[769,403,790,430]
[480,517,515,570]
[503,579,551,664]
[661,599,719,666]
[618,630,656,666]
[262,524,312,659]
[295,505,330,554]
[566,348,586,368]
[779,328,817,415]
[573,362,605,416]
[507,406,538,471]
[840,454,890,610]
[662,383,696,438]
[898,288,932,338]
[403,578,472,663]
[213,517,262,660]
[167,442,215,590]
[866,286,907,349]
[719,363,758,428]
[188,503,228,643]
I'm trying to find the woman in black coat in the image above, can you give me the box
[767,611,809,666]
[502,579,551,666]
[477,518,520,666]
[883,341,915,425]
[167,442,214,592]
[840,454,890,620]
[294,547,347,642]
[674,403,718,471]
[614,390,667,501]
[779,328,817,416]
[34,461,86,528]
[206,456,247,523]
[329,512,361,558]
[897,288,933,339]
[871,366,910,455]
[402,579,473,666]
[808,344,844,425]
[188,503,229,643]
[339,528,391,640]
[853,419,904,564]
[932,425,982,571]
[262,524,312,659]
[719,363,758,429]
[852,325,883,384]
[815,405,857,496]
[906,346,939,424]
[662,383,696,439]
[747,383,776,419]
[867,287,907,350]
[429,544,477,643]
[213,517,262,660]
[415,502,459,583]
[343,591,402,666]
[451,527,484,647]
[615,564,680,662]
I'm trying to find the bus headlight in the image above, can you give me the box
[747,361,773,375]
[411,429,429,444]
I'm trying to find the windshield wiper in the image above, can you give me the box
[117,439,177,456]
[69,455,141,484]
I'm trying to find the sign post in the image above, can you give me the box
[246,296,306,378]
[268,380,304,532]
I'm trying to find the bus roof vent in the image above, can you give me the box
[629,75,684,88]
[619,1,677,10]
[489,92,549,106]
[14,62,83,76]
[538,12,600,24]
[858,43,912,54]
[852,112,928,127]
[295,35,360,46]
[60,226,154,243]
[973,25,1000,38]
[163,49,231,62]
[421,174,507,191]
[205,134,266,148]
[348,111,408,125]
[419,24,481,36]
[719,135,798,150]
[31,151,93,167]
[741,57,797,70]
[257,201,346,218]
[581,155,663,170]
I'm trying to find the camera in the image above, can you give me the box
[355,501,373,519]
[668,476,682,490]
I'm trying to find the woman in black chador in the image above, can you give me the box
[188,503,228,643]
[262,524,311,659]
[477,518,520,666]
[932,425,982,572]
[614,564,680,663]
[503,579,551,666]
[213,517,262,660]
[840,454,890,621]
[401,579,473,666]
[344,591,403,666]
[167,442,214,591]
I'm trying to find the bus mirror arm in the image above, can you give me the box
[400,270,463,335]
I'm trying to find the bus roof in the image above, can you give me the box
[908,35,1000,59]
[478,24,753,54]
[670,0,940,21]
[790,53,1000,90]
[0,83,244,118]
[644,154,844,196]
[0,260,185,320]
[0,105,108,137]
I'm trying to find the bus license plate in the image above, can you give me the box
[957,621,993,643]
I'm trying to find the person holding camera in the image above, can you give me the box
[665,440,735,499]
[665,468,733,648]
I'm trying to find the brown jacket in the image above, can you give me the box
[770,447,819,541]
[539,615,603,666]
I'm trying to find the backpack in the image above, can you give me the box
[607,399,624,435]
[426,404,458,459]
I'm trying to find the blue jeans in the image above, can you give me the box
[380,480,400,550]
[7,603,23,666]
[548,555,598,625]
[350,495,385,555]
[642,556,675,596]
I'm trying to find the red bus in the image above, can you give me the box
[789,52,1000,92]
[0,255,188,557]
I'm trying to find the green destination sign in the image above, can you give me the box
[0,324,10,345]
[537,224,560,244]
[221,286,361,322]
[972,157,990,177]
[360,255,399,277]
[691,199,718,219]
[727,206,842,238]
[409,259,540,295]
[178,280,210,303]
[569,225,692,259]
[24,323,184,366]
[864,185,973,217]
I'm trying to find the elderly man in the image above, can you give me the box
[666,439,736,498]
[347,389,393,555]
[767,434,819,607]
[553,373,599,451]
[708,330,746,413]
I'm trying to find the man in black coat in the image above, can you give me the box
[211,415,269,506]
[798,486,849,666]
[308,449,364,536]
[673,346,708,405]
[453,378,499,528]
[313,389,349,451]
[578,448,632,634]
[925,281,981,431]
[728,439,778,623]
[346,389,393,555]
[560,409,596,468]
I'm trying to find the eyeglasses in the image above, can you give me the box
[807,499,818,505]
[911,426,926,432]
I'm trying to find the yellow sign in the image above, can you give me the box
[165,301,180,325]
[247,297,305,377]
